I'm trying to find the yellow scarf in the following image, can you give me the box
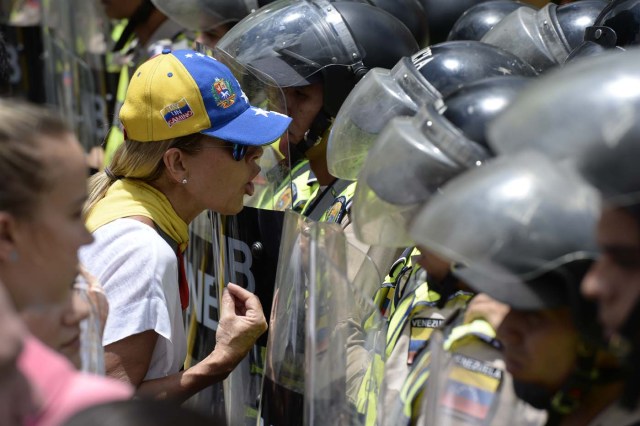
[86,179,189,251]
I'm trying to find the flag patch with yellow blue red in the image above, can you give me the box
[161,98,194,127]
[439,354,502,422]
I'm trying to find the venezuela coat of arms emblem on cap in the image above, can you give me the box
[212,78,236,108]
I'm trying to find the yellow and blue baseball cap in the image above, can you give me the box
[119,48,292,146]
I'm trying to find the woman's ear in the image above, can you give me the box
[163,147,188,184]
[0,213,18,262]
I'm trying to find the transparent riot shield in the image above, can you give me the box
[260,210,386,426]
[259,211,311,426]
[338,240,385,426]
[39,0,110,152]
[0,0,45,101]
[184,206,289,424]
[183,210,227,420]
[152,0,258,33]
[184,44,294,425]
[421,327,546,426]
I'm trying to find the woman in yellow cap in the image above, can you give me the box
[81,48,291,400]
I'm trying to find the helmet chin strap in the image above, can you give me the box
[429,267,460,309]
[293,108,333,159]
[513,341,622,425]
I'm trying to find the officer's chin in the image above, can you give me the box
[281,132,305,164]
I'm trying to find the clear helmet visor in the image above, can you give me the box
[327,58,442,180]
[152,0,258,31]
[481,4,570,73]
[215,0,362,87]
[409,151,601,286]
[352,103,490,248]
[213,49,292,210]
[488,48,640,206]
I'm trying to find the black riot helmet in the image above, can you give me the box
[367,0,430,47]
[327,41,535,182]
[447,0,536,41]
[410,152,600,317]
[329,0,429,46]
[481,0,607,72]
[349,75,531,249]
[442,75,531,149]
[418,0,492,44]
[409,151,608,417]
[412,40,537,98]
[579,0,640,50]
[557,0,610,51]
[216,0,419,118]
[325,1,419,114]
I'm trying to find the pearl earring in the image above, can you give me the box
[182,178,188,185]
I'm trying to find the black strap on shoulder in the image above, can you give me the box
[304,178,353,221]
[154,224,179,254]
[295,109,333,157]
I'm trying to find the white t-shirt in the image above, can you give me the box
[79,218,187,381]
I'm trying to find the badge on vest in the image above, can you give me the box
[325,195,347,223]
[408,317,444,365]
[276,183,297,210]
[439,354,503,422]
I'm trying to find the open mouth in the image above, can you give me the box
[245,181,255,196]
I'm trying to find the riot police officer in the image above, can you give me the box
[480,0,607,72]
[411,152,633,425]
[351,75,532,425]
[215,0,419,270]
[488,47,640,411]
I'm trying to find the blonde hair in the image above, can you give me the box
[84,134,204,217]
[0,100,70,218]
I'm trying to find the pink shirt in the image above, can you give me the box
[19,336,133,426]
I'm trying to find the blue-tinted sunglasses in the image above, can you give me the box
[203,141,249,161]
[232,143,248,161]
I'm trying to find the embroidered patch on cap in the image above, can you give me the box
[212,78,236,108]
[161,98,194,127]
